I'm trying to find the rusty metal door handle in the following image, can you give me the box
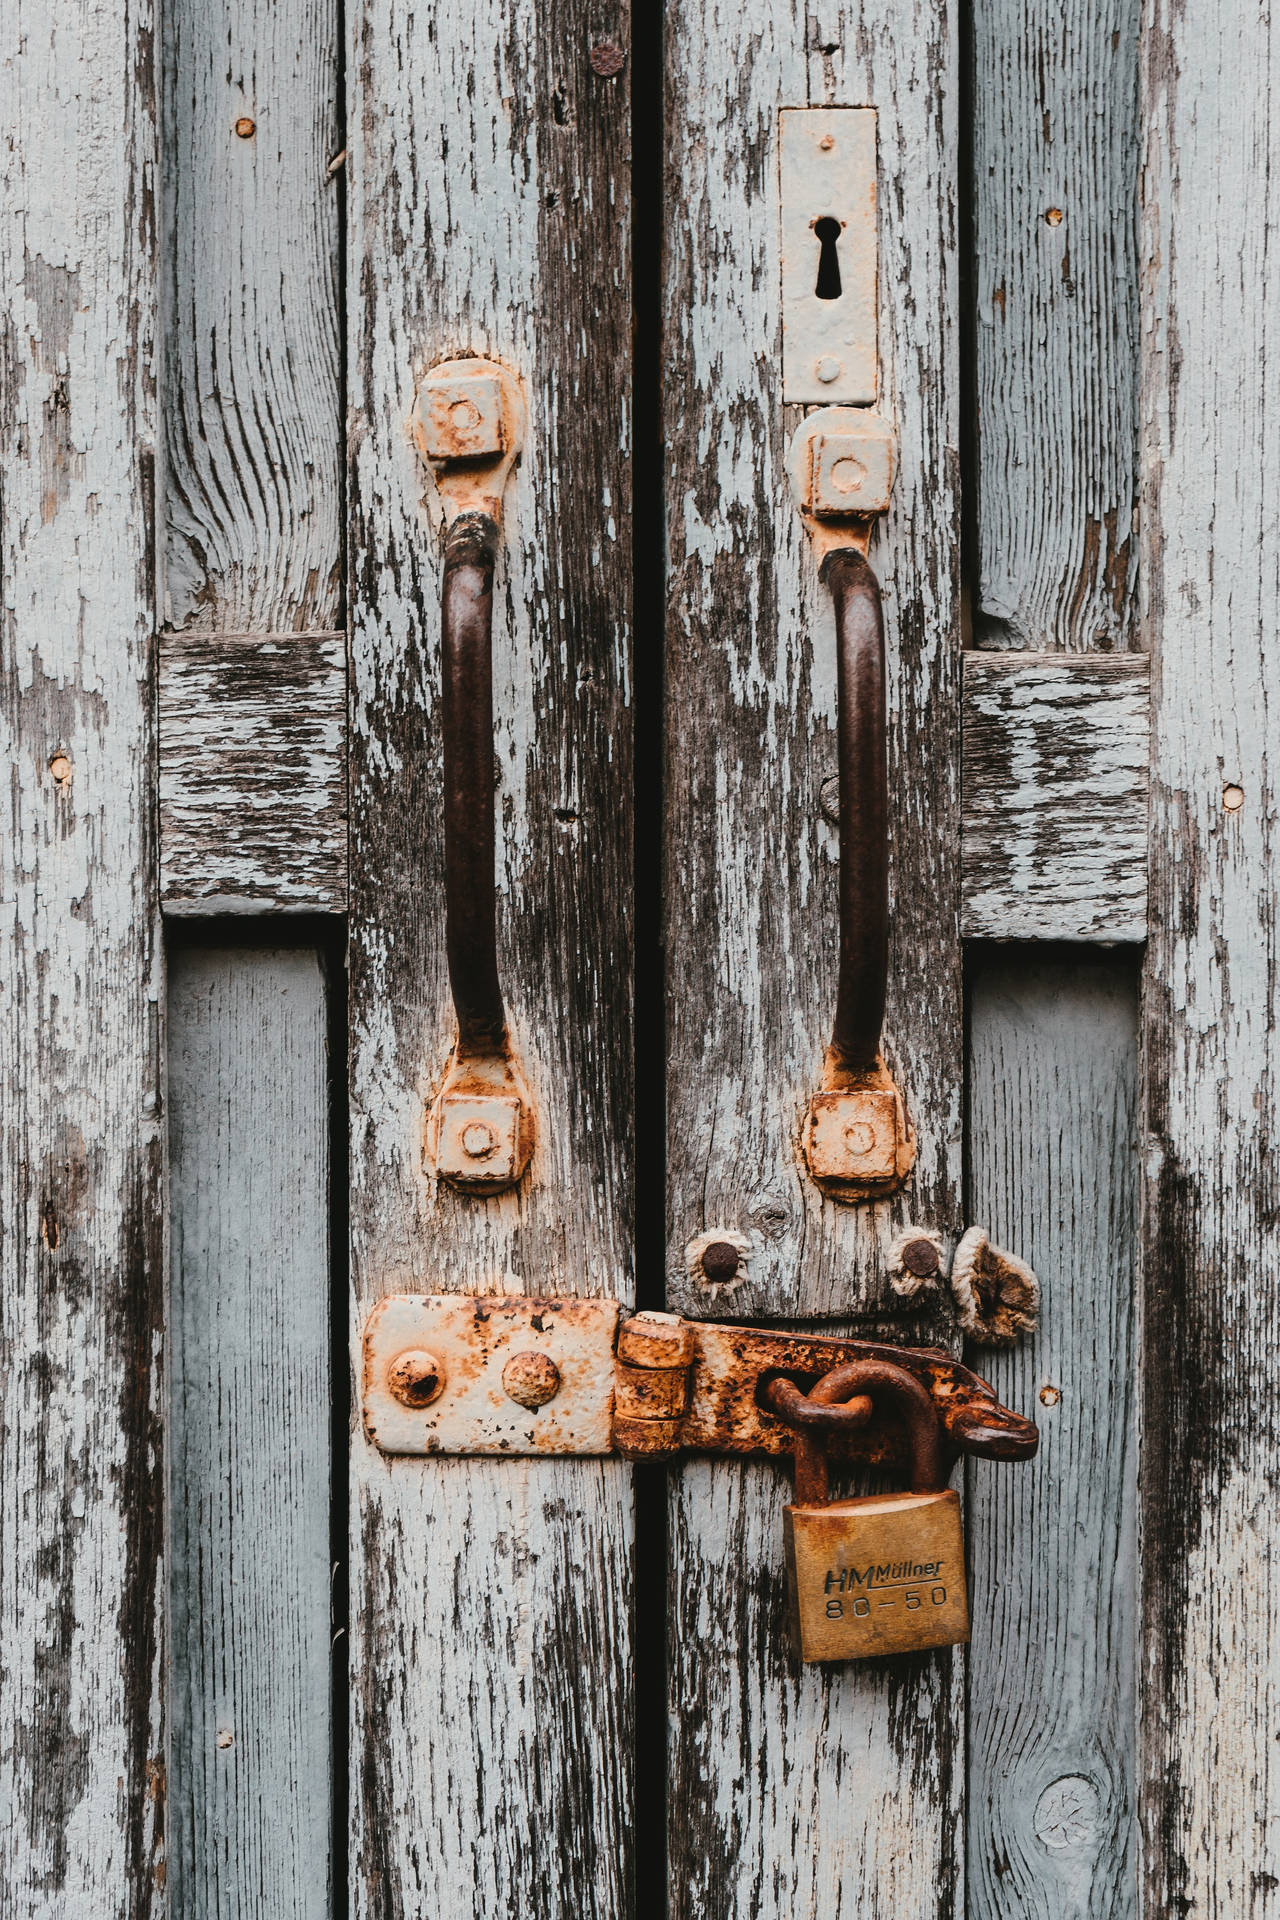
[414,358,533,1193]
[787,407,914,1198]
[824,546,888,1075]
[442,511,505,1058]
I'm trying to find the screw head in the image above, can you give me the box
[589,39,626,75]
[816,356,842,384]
[388,1349,446,1408]
[700,1240,741,1283]
[234,116,256,139]
[460,1120,498,1160]
[900,1235,941,1280]
[502,1350,562,1410]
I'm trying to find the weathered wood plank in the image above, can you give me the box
[962,654,1148,942]
[1138,3,1280,1909]
[970,0,1140,652]
[167,948,332,1920]
[161,0,342,634]
[966,953,1138,1918]
[664,1,963,1325]
[159,631,347,914]
[0,0,164,1906]
[157,644,1149,935]
[345,2,636,1913]
[669,1458,963,1920]
[665,4,964,1913]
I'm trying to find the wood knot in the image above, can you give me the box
[1033,1774,1103,1854]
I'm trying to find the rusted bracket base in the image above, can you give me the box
[362,1295,1038,1466]
[803,1053,916,1199]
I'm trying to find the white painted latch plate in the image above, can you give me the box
[362,1294,620,1456]
[780,107,877,404]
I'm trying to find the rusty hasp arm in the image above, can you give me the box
[361,1295,1038,1466]
[613,1312,1038,1467]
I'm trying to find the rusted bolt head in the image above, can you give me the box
[900,1236,941,1280]
[589,40,626,75]
[700,1240,741,1283]
[502,1350,561,1410]
[460,1120,498,1160]
[388,1348,446,1408]
[234,116,256,139]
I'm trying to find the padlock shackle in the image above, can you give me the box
[779,1359,946,1505]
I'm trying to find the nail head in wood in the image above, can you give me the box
[701,1240,742,1283]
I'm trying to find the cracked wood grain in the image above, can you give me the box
[970,0,1140,652]
[159,631,347,913]
[0,0,165,1908]
[966,954,1138,1919]
[962,654,1148,942]
[345,1,636,1913]
[167,948,332,1920]
[161,0,342,634]
[1139,0,1280,1909]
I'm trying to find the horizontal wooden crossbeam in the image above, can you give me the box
[159,636,1148,940]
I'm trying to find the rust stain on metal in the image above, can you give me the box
[617,1317,1039,1468]
[363,1295,619,1455]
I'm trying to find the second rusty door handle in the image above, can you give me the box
[823,545,888,1076]
[787,406,914,1198]
[415,358,533,1194]
[441,510,506,1059]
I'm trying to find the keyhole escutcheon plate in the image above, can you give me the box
[780,107,877,404]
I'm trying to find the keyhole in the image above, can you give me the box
[814,216,843,300]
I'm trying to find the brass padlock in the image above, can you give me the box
[781,1359,970,1662]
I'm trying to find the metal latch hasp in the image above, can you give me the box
[362,1296,1039,1467]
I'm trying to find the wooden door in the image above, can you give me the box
[2,0,1276,1915]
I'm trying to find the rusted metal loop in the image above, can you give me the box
[819,545,888,1075]
[773,1358,946,1504]
[442,510,506,1058]
[762,1374,875,1432]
